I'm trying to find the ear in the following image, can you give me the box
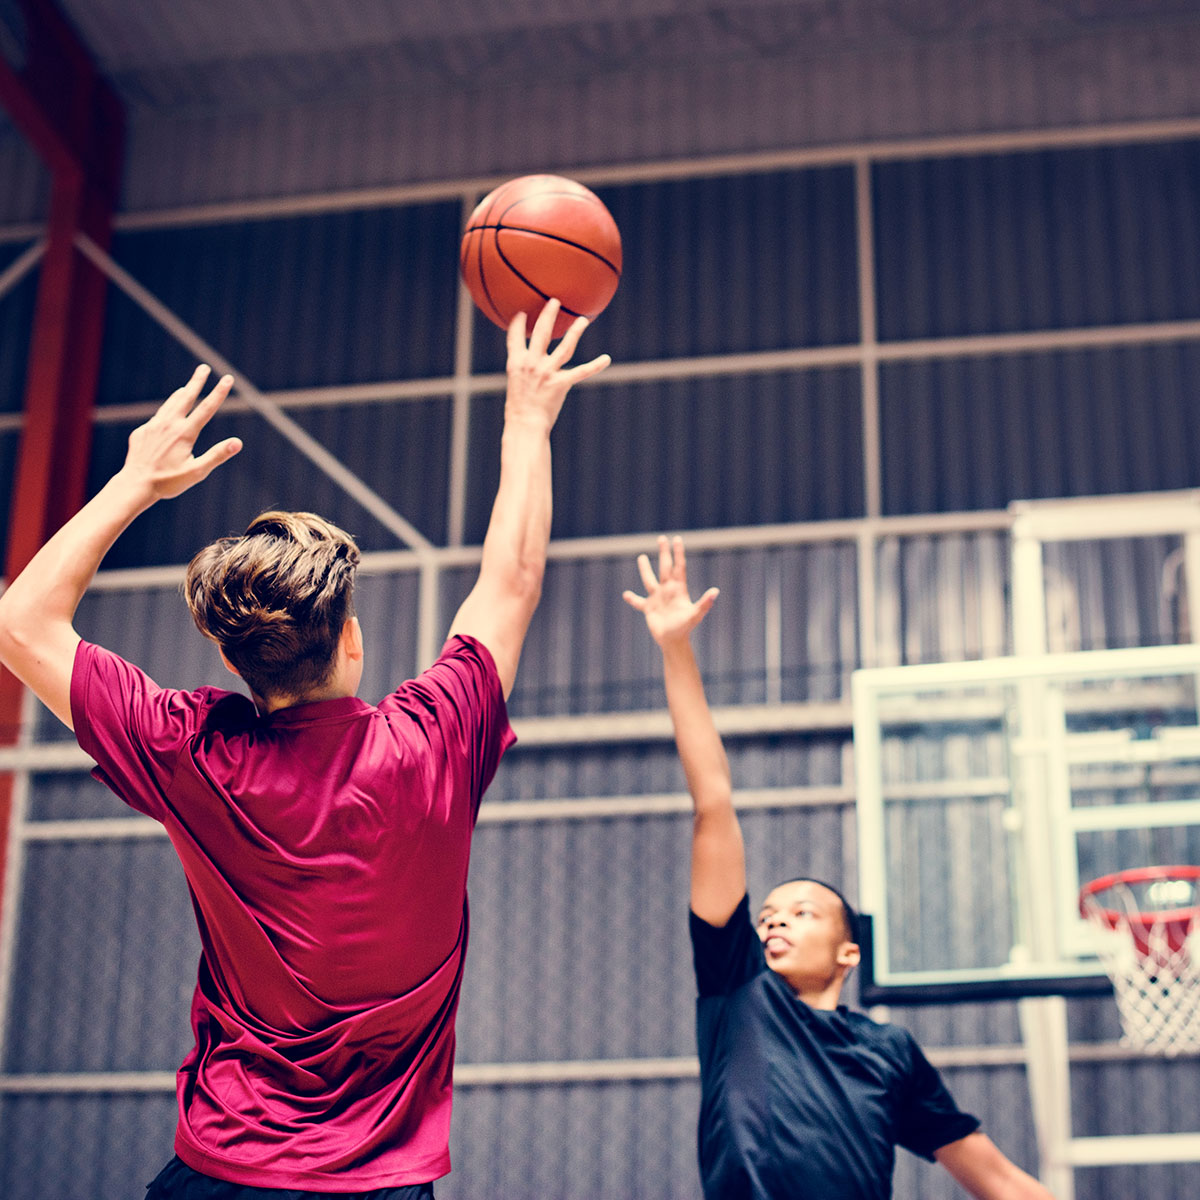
[342,616,364,662]
[217,647,242,679]
[837,941,861,969]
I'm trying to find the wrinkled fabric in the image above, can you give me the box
[73,635,514,1191]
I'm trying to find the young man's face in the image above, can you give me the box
[754,880,858,990]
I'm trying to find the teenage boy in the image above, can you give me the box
[0,300,608,1197]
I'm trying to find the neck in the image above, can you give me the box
[779,971,845,1011]
[255,678,355,715]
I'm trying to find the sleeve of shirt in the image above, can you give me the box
[893,1030,982,1160]
[378,634,516,816]
[689,894,767,997]
[70,641,207,822]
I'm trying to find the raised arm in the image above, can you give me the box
[0,366,240,729]
[934,1132,1056,1199]
[448,299,609,698]
[623,536,745,925]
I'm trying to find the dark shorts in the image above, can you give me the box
[146,1156,435,1200]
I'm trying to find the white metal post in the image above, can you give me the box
[1011,513,1075,1197]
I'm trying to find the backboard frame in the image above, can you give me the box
[853,643,1200,1005]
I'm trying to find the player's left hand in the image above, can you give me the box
[120,365,243,499]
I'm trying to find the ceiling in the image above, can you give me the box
[1,0,1199,217]
[3,0,1197,118]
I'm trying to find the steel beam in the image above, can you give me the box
[0,0,124,953]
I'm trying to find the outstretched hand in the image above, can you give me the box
[121,365,243,500]
[623,535,719,648]
[505,299,611,429]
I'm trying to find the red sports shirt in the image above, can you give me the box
[71,634,515,1191]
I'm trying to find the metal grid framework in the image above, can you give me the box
[2,119,1200,1197]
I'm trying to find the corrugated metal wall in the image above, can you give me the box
[4,132,1200,1199]
[0,240,38,568]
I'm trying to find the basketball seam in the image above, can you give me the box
[476,228,507,326]
[492,238,587,319]
[469,181,521,326]
[466,223,621,277]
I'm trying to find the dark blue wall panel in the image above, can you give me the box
[466,368,863,543]
[0,242,37,415]
[873,141,1200,340]
[5,841,198,1074]
[96,203,462,406]
[471,168,860,374]
[880,345,1200,514]
[0,1094,178,1200]
[0,427,17,569]
[85,394,452,565]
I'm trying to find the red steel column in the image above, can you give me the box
[0,0,124,906]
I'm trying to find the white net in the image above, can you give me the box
[1081,874,1200,1057]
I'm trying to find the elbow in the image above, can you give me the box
[692,782,735,823]
[0,592,63,666]
[0,592,26,662]
[506,554,545,612]
[0,615,32,672]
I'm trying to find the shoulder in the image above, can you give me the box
[690,895,766,997]
[841,1011,922,1058]
[437,634,505,681]
[381,634,511,731]
[73,642,204,725]
[392,635,505,701]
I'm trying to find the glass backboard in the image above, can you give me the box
[853,645,1200,1003]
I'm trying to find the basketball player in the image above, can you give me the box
[624,536,1056,1200]
[0,300,608,1198]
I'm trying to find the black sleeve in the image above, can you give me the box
[689,894,766,997]
[893,1031,982,1160]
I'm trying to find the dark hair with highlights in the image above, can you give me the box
[184,511,360,702]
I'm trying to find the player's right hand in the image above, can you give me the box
[622,535,719,647]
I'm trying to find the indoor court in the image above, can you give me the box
[1,2,1200,1198]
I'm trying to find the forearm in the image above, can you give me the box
[935,1133,1056,1199]
[448,411,553,693]
[661,637,746,922]
[477,412,554,605]
[0,469,156,730]
[660,638,732,813]
[0,468,154,635]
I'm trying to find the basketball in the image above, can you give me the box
[460,175,622,340]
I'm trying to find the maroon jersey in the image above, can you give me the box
[71,634,514,1190]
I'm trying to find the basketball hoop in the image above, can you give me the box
[1079,865,1200,1056]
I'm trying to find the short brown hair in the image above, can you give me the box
[184,511,360,701]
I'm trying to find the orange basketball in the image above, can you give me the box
[460,175,622,340]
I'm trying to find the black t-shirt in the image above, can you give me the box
[690,895,980,1200]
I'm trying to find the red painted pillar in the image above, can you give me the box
[0,0,124,909]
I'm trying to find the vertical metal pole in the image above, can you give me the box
[1182,529,1200,723]
[447,193,480,551]
[420,191,483,669]
[1011,512,1075,1198]
[765,553,782,705]
[855,157,881,522]
[0,0,124,944]
[0,687,36,1069]
[855,159,881,673]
